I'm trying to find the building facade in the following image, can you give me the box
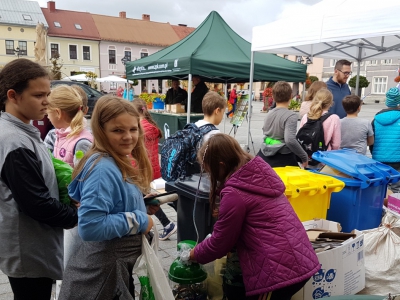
[41,1,101,79]
[0,0,48,67]
[92,12,194,94]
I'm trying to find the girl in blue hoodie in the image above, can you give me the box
[59,96,158,299]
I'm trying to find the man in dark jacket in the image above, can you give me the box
[165,79,187,105]
[189,75,208,113]
[326,59,352,119]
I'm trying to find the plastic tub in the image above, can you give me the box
[273,167,344,221]
[312,149,400,232]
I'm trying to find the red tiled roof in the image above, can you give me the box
[91,14,180,46]
[171,25,196,40]
[42,8,100,40]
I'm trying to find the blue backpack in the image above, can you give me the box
[161,123,217,181]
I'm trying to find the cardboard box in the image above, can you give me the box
[293,220,365,300]
[387,193,400,215]
[170,104,185,113]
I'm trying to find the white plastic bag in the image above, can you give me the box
[359,211,400,295]
[134,224,174,300]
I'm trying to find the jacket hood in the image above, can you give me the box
[375,109,400,126]
[1,112,41,142]
[224,156,285,198]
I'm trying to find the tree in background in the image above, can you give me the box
[349,75,370,97]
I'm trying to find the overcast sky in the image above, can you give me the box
[37,0,322,41]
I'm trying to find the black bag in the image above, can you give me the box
[160,123,216,181]
[296,113,331,166]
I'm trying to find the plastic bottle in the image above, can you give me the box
[73,150,84,166]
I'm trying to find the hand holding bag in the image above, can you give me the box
[134,224,174,300]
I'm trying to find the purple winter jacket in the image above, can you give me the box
[194,156,320,296]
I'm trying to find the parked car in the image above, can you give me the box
[50,81,104,117]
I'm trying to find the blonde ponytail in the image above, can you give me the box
[307,88,333,120]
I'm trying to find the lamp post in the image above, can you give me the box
[14,47,20,58]
[121,56,129,100]
[297,56,313,101]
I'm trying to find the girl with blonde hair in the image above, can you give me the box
[299,81,327,119]
[59,96,158,299]
[47,85,93,167]
[299,88,341,151]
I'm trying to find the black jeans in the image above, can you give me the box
[246,278,310,300]
[257,150,299,168]
[154,207,171,227]
[8,277,53,300]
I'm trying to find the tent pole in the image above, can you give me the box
[247,51,255,153]
[355,45,362,95]
[224,80,228,133]
[187,74,192,124]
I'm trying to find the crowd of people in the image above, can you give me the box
[0,57,399,300]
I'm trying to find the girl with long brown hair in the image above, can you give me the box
[189,134,319,300]
[59,96,158,299]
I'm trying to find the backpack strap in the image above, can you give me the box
[73,138,92,155]
[320,113,332,123]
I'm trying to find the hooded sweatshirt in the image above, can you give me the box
[0,112,78,279]
[372,108,400,163]
[194,156,320,296]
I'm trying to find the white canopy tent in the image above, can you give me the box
[61,73,89,82]
[96,75,133,84]
[247,0,400,150]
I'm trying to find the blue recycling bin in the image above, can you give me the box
[311,149,400,232]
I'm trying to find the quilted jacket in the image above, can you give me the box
[372,108,400,163]
[141,119,161,179]
[194,156,320,296]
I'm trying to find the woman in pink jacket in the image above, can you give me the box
[190,134,320,300]
[299,88,341,151]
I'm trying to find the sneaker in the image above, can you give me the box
[159,222,177,241]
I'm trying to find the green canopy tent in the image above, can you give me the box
[126,10,306,128]
[126,11,306,83]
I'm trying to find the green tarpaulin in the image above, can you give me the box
[126,11,306,83]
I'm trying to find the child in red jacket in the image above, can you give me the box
[133,99,177,241]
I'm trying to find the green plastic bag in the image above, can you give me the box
[49,153,73,205]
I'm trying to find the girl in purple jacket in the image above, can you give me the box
[190,134,320,300]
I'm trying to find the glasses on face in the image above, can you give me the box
[337,69,352,76]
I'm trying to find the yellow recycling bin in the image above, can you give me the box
[273,167,344,221]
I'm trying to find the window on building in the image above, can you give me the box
[140,52,148,58]
[75,24,82,30]
[381,59,392,65]
[370,60,378,65]
[330,59,337,67]
[5,40,14,55]
[54,21,61,28]
[18,41,27,56]
[83,46,90,60]
[69,45,77,59]
[283,55,288,59]
[22,14,32,21]
[372,76,387,94]
[124,51,131,62]
[109,49,116,64]
[295,56,303,63]
[50,43,59,58]
[353,61,364,67]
